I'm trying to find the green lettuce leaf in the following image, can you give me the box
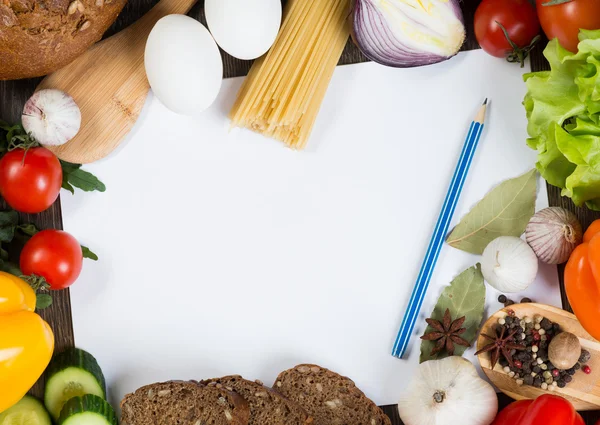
[524,29,600,207]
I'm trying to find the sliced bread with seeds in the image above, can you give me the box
[273,364,390,425]
[120,381,249,425]
[201,376,312,425]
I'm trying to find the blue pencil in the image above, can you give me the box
[391,99,488,359]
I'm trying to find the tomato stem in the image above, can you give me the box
[495,21,540,68]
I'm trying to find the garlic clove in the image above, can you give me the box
[481,236,538,293]
[22,89,81,147]
[526,207,583,264]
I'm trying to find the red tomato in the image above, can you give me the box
[492,394,584,425]
[20,230,83,290]
[537,0,600,53]
[475,0,540,59]
[0,147,62,214]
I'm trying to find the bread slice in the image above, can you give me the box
[120,381,250,425]
[201,376,312,425]
[273,365,391,425]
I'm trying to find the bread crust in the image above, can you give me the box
[120,380,250,425]
[0,0,126,80]
[273,364,391,425]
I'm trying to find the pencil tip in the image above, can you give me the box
[483,98,488,105]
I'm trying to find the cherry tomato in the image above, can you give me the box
[475,0,540,61]
[537,0,600,53]
[0,147,62,214]
[20,230,83,290]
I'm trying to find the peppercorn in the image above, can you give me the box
[557,380,566,388]
[514,360,522,369]
[574,363,581,370]
[579,350,591,364]
[524,375,534,385]
[583,365,592,374]
[505,299,515,307]
[533,366,541,373]
[564,375,573,383]
[552,369,560,377]
[567,368,576,376]
[521,297,532,303]
[534,376,543,387]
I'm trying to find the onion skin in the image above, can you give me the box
[352,0,466,68]
[526,207,582,265]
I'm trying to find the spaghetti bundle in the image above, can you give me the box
[229,0,350,150]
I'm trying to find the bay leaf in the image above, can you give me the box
[419,264,485,363]
[446,169,537,254]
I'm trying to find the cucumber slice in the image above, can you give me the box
[58,395,117,425]
[0,396,52,425]
[44,348,106,420]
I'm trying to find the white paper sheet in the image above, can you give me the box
[61,49,560,408]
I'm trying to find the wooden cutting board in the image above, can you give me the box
[37,0,199,164]
[477,303,600,410]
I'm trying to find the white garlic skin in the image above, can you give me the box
[481,236,538,293]
[526,207,582,264]
[398,356,498,425]
[22,89,81,146]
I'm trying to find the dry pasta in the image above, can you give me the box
[229,0,350,150]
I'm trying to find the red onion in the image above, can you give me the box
[352,0,466,68]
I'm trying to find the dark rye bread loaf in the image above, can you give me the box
[274,365,391,425]
[120,381,250,425]
[0,0,126,80]
[200,376,313,425]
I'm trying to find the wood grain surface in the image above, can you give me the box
[1,0,599,423]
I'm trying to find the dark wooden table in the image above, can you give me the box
[1,0,599,423]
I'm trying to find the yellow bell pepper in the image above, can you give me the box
[0,271,54,413]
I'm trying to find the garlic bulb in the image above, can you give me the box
[481,236,538,293]
[22,89,81,146]
[526,207,582,264]
[398,356,497,425]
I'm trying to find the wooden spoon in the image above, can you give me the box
[37,0,199,164]
[477,303,600,410]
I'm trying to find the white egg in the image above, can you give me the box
[144,15,223,115]
[205,0,282,60]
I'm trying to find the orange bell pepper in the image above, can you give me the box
[0,271,54,413]
[565,219,600,341]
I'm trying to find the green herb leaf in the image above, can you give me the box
[419,264,486,363]
[0,246,8,261]
[60,160,81,173]
[81,245,98,261]
[67,168,106,192]
[0,259,22,277]
[36,293,53,310]
[446,169,537,254]
[18,223,39,237]
[62,178,76,194]
[0,210,19,243]
[60,160,106,193]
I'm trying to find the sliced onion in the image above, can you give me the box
[352,0,466,68]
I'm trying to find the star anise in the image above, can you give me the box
[475,325,526,369]
[420,308,470,356]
